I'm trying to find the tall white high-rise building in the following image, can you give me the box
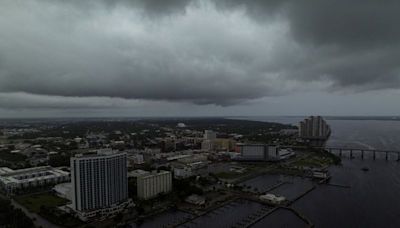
[70,151,130,220]
[298,116,331,139]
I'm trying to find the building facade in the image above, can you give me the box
[134,170,172,200]
[204,130,216,140]
[70,151,129,220]
[235,144,292,161]
[299,116,331,139]
[173,166,193,179]
[0,166,69,194]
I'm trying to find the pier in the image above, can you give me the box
[322,183,351,188]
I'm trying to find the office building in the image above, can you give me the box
[70,151,131,221]
[201,139,214,151]
[213,138,237,151]
[131,170,172,200]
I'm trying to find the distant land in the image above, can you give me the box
[325,116,400,121]
[0,115,400,123]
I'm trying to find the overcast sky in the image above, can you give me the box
[1,0,399,118]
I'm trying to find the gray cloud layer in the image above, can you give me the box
[0,0,399,110]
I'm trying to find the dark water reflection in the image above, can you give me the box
[131,210,194,228]
[293,159,400,228]
[178,199,270,228]
[252,208,307,228]
[246,117,400,227]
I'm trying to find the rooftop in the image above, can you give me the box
[0,166,69,185]
[128,169,170,178]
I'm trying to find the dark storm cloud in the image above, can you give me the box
[216,0,400,46]
[0,0,288,107]
[0,0,399,110]
[285,1,400,48]
[215,0,400,89]
[51,0,191,17]
[0,93,135,110]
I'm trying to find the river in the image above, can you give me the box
[242,116,400,227]
[132,116,400,227]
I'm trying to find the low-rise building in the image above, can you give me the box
[185,194,205,206]
[173,165,193,179]
[128,154,145,165]
[235,144,294,161]
[201,139,214,151]
[259,193,286,205]
[0,166,70,194]
[310,168,330,180]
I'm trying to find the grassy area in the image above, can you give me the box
[214,164,273,180]
[214,171,243,179]
[291,157,330,168]
[15,192,69,213]
[289,150,341,168]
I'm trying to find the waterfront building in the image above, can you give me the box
[131,170,172,200]
[299,116,331,139]
[70,151,132,221]
[235,144,294,161]
[308,168,330,180]
[238,144,266,160]
[259,193,286,205]
[170,154,209,179]
[0,166,70,194]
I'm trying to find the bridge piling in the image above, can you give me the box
[293,146,400,162]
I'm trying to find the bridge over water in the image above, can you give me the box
[287,145,400,161]
[326,147,400,161]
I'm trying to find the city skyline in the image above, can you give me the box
[1,1,400,117]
